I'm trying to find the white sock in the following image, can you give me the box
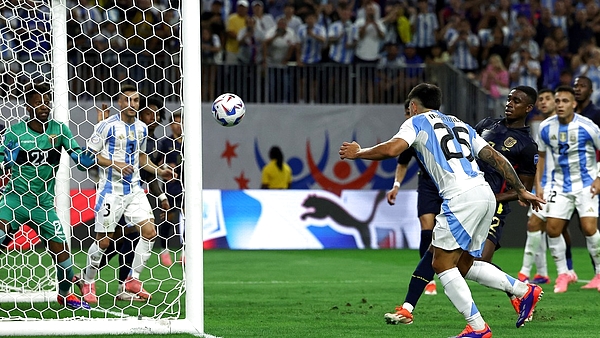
[438,267,486,331]
[548,235,568,275]
[465,261,529,297]
[521,230,542,276]
[402,302,414,313]
[131,238,154,279]
[84,242,106,283]
[585,230,600,274]
[535,232,548,276]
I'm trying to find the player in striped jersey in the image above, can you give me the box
[340,83,544,336]
[519,89,578,286]
[80,84,175,304]
[538,86,600,293]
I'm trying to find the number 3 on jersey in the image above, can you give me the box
[434,123,474,161]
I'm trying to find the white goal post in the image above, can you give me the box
[0,0,204,335]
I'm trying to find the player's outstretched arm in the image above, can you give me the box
[387,163,408,205]
[339,138,409,161]
[478,145,545,210]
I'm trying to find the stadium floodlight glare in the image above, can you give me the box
[0,0,205,335]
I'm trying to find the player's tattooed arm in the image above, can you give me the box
[478,145,526,192]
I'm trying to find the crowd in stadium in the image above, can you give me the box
[199,0,600,105]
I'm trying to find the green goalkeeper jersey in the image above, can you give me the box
[0,119,82,207]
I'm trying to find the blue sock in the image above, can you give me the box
[566,244,573,270]
[404,250,435,309]
[419,230,432,258]
[57,257,74,297]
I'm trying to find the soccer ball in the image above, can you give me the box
[211,93,246,127]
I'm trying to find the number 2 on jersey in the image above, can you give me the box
[434,123,474,161]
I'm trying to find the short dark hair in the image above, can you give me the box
[575,75,593,88]
[513,85,537,104]
[25,82,51,105]
[555,85,576,97]
[407,83,442,110]
[404,98,410,110]
[120,83,137,95]
[537,88,554,96]
[140,95,166,122]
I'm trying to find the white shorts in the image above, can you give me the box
[95,189,154,233]
[527,190,552,222]
[432,185,496,258]
[545,187,598,220]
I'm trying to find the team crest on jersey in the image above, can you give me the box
[90,134,101,144]
[559,132,567,142]
[48,134,57,146]
[503,137,517,148]
[570,134,576,142]
[128,131,136,141]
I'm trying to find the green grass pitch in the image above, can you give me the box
[3,248,600,337]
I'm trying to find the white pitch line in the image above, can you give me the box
[204,280,378,285]
[88,306,138,319]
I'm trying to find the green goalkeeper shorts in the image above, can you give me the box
[0,193,66,243]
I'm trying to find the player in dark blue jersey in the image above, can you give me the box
[387,101,442,297]
[385,86,539,326]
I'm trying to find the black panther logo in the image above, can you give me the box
[300,190,386,249]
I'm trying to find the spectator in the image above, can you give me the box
[267,0,286,20]
[201,26,221,101]
[509,23,539,63]
[200,0,226,46]
[402,43,424,94]
[549,25,569,61]
[551,0,568,35]
[540,37,566,90]
[356,0,381,21]
[534,6,554,47]
[317,2,335,62]
[480,54,509,99]
[381,2,401,46]
[568,7,594,57]
[376,43,405,103]
[327,3,357,103]
[277,2,302,33]
[396,3,412,45]
[411,0,439,60]
[509,47,541,89]
[354,3,386,103]
[481,26,510,68]
[573,49,600,106]
[237,16,265,64]
[447,18,480,75]
[251,0,275,35]
[225,0,249,64]
[263,17,297,102]
[438,0,464,28]
[296,10,326,103]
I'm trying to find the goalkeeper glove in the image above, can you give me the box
[70,148,96,169]
[3,140,19,168]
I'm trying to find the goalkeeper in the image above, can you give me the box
[0,83,95,310]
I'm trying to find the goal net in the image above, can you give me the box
[0,0,203,335]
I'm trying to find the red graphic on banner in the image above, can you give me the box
[234,171,250,189]
[221,140,239,167]
[306,141,378,195]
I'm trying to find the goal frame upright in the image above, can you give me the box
[0,0,204,335]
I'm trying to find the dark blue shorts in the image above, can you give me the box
[417,177,442,217]
[487,203,508,250]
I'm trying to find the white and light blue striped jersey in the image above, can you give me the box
[412,12,438,48]
[538,114,600,192]
[328,20,356,64]
[447,31,480,70]
[297,24,326,64]
[393,110,489,199]
[536,131,556,191]
[87,114,148,197]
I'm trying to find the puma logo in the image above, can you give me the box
[300,190,386,249]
